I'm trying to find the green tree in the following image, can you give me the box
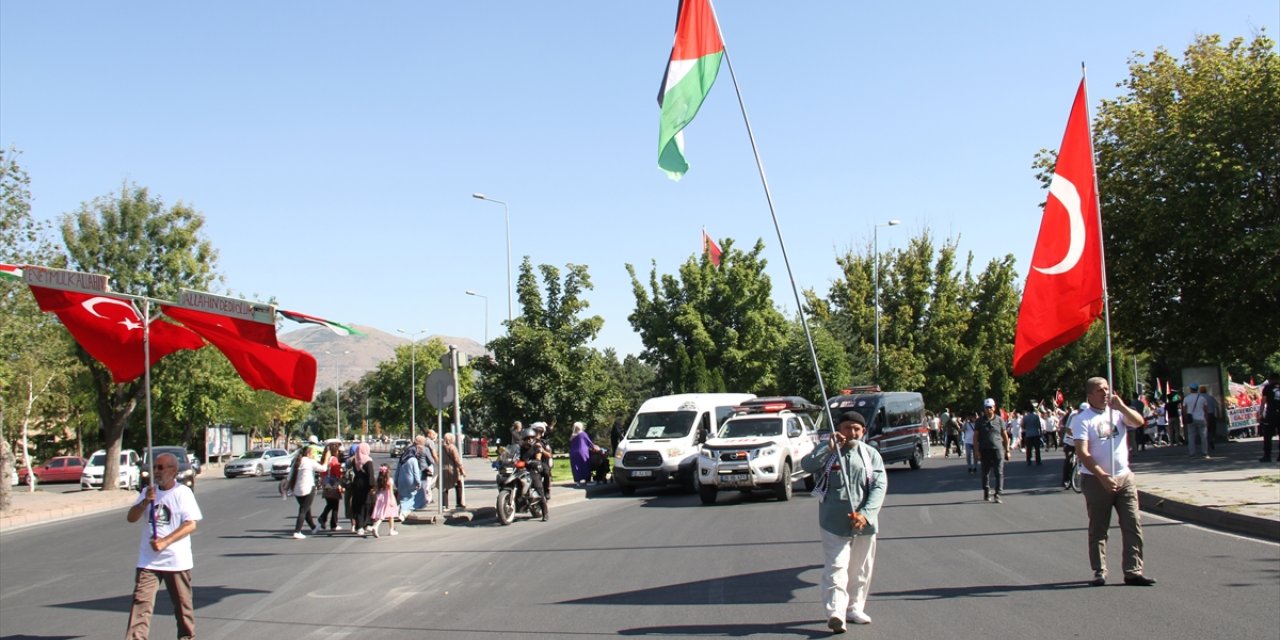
[60,183,218,490]
[475,258,615,450]
[776,316,850,404]
[960,256,1022,409]
[627,238,788,395]
[1085,32,1280,370]
[0,148,83,505]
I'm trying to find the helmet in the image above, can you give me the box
[519,428,538,441]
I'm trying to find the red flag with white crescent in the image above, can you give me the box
[1012,79,1104,376]
[29,286,205,382]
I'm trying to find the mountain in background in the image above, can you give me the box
[279,325,486,393]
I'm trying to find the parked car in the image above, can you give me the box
[270,449,302,480]
[80,449,141,490]
[18,456,88,487]
[390,439,410,457]
[139,446,199,489]
[223,448,289,478]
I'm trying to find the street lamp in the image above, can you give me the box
[465,290,489,347]
[324,350,350,440]
[471,193,513,328]
[873,219,901,386]
[396,328,428,436]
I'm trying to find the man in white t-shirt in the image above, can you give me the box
[1071,377,1156,588]
[125,452,203,639]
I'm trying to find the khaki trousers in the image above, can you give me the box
[820,529,877,619]
[126,567,194,640]
[1080,473,1144,577]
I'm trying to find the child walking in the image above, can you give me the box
[367,464,399,538]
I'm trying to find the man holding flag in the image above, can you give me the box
[1072,377,1156,587]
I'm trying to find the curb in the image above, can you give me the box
[1138,489,1280,542]
[0,490,136,534]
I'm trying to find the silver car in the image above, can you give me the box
[223,448,289,478]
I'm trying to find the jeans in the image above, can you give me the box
[1188,419,1209,456]
[318,494,340,529]
[293,490,317,533]
[979,450,1004,496]
[965,443,976,470]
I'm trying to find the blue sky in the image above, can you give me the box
[3,1,1275,358]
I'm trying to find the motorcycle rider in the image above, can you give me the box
[517,428,550,500]
[530,422,554,498]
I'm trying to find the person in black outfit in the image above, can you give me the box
[517,428,549,499]
[610,418,626,453]
[348,442,376,535]
[1022,405,1044,466]
[974,398,1011,503]
[1260,372,1280,462]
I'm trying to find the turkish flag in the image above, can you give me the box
[161,305,317,402]
[1012,79,1104,377]
[29,286,205,383]
[703,230,722,267]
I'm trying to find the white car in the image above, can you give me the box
[696,397,821,504]
[270,449,302,480]
[80,449,141,490]
[223,448,289,478]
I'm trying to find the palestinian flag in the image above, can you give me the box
[0,263,23,281]
[656,0,724,180]
[279,309,362,336]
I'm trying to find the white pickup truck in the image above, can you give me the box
[695,397,821,504]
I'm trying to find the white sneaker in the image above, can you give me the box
[292,532,306,540]
[389,529,399,536]
[848,610,872,625]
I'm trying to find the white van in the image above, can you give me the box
[614,393,755,495]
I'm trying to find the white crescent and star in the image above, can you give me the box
[81,296,143,331]
[1032,173,1086,276]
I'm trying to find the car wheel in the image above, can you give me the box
[909,442,924,470]
[698,483,718,505]
[773,462,793,501]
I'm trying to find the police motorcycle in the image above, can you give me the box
[493,434,549,525]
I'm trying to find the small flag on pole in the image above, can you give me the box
[279,309,362,336]
[703,229,722,266]
[0,263,23,281]
[656,0,725,180]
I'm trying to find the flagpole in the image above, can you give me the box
[143,298,156,539]
[708,1,835,429]
[1081,65,1120,470]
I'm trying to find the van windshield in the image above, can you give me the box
[627,411,697,439]
[718,418,784,439]
[817,407,874,431]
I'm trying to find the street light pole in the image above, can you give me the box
[471,193,513,328]
[465,290,489,347]
[396,329,427,436]
[873,219,901,386]
[324,350,350,440]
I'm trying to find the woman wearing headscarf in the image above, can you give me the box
[441,432,466,509]
[348,442,375,535]
[317,441,344,531]
[568,422,601,485]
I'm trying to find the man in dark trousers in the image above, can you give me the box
[1022,405,1044,466]
[1260,372,1280,463]
[974,398,1010,503]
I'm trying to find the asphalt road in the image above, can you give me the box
[1,455,1277,639]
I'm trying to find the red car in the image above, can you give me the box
[17,456,88,486]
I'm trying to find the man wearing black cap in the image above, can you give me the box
[974,398,1011,503]
[801,411,887,633]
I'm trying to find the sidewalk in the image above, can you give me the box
[4,444,1277,540]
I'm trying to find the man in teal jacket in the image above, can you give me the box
[801,411,887,633]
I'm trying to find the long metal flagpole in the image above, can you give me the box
[143,298,156,539]
[707,2,836,431]
[1081,65,1120,469]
